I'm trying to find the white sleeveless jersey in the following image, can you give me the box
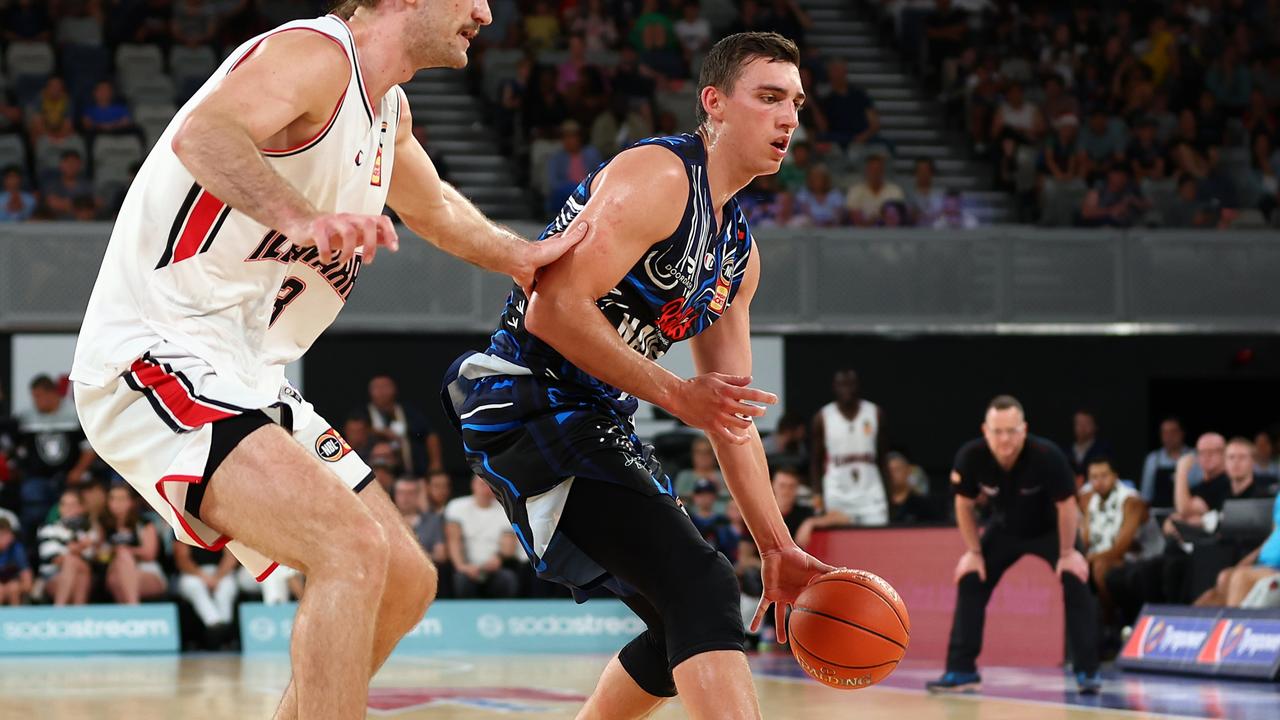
[821,400,887,525]
[71,14,401,404]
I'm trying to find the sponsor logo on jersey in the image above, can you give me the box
[247,231,362,300]
[655,297,698,340]
[315,428,352,462]
[371,121,388,186]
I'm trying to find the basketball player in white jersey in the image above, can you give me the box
[809,369,890,526]
[70,1,584,717]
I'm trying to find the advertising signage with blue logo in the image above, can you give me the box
[0,604,180,654]
[1119,604,1280,679]
[241,600,644,655]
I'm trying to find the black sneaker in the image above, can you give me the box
[926,671,982,693]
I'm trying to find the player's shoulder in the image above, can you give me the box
[603,142,689,189]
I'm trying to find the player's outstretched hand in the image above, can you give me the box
[672,373,778,446]
[283,212,400,265]
[515,220,590,296]
[751,546,836,644]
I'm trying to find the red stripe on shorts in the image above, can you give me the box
[130,359,237,428]
[155,474,231,552]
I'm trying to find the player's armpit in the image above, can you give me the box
[688,250,760,379]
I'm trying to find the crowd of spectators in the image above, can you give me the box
[873,0,1280,227]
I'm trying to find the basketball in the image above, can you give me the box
[787,569,910,691]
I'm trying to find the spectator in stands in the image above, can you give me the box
[342,415,373,462]
[763,411,807,460]
[445,476,519,598]
[353,374,441,476]
[172,0,219,48]
[0,166,37,223]
[572,0,619,54]
[100,484,166,605]
[427,469,452,512]
[1250,132,1279,223]
[1169,436,1272,538]
[1256,430,1280,478]
[497,54,532,152]
[767,0,812,46]
[37,489,93,606]
[175,542,240,647]
[1078,106,1128,179]
[887,452,938,524]
[879,200,908,227]
[556,35,591,94]
[925,0,969,78]
[523,0,561,52]
[1080,165,1151,228]
[1039,24,1081,88]
[14,374,96,541]
[689,479,740,561]
[737,174,788,227]
[1197,146,1240,221]
[812,59,882,157]
[41,150,99,220]
[932,189,979,229]
[611,45,659,108]
[674,435,724,499]
[906,158,946,226]
[394,477,446,567]
[847,154,904,226]
[1,0,53,42]
[1141,417,1192,510]
[0,516,32,605]
[590,94,653,159]
[991,83,1044,189]
[964,55,1002,155]
[728,0,773,35]
[1164,175,1216,228]
[771,467,815,548]
[1040,73,1078,124]
[1040,114,1085,189]
[1080,456,1148,617]
[368,442,400,494]
[1127,117,1168,182]
[28,77,73,142]
[776,140,814,194]
[545,119,601,213]
[0,91,23,135]
[1206,45,1252,113]
[673,2,711,61]
[794,164,847,227]
[1063,410,1115,478]
[81,80,136,136]
[1169,109,1211,179]
[523,65,569,141]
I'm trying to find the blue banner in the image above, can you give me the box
[0,604,179,654]
[1119,604,1280,680]
[241,599,645,655]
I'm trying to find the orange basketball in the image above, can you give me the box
[786,568,910,690]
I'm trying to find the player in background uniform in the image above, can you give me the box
[809,368,889,526]
[443,33,833,719]
[69,1,584,717]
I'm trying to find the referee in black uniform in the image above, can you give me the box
[926,395,1102,695]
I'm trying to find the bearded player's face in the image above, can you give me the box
[406,0,490,69]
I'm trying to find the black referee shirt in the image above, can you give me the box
[952,434,1077,538]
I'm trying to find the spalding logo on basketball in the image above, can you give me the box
[787,568,910,691]
[315,428,351,462]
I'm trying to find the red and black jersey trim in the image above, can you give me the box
[124,356,252,433]
[332,15,374,127]
[155,183,230,269]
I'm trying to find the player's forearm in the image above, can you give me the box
[407,182,532,279]
[710,426,793,554]
[524,297,684,411]
[954,496,981,553]
[172,111,318,232]
[1056,499,1080,554]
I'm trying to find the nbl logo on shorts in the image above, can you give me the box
[315,428,352,462]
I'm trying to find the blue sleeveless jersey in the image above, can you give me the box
[485,133,754,415]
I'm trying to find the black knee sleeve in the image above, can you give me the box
[660,547,745,670]
[618,629,678,697]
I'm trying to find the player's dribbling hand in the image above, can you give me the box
[673,373,778,446]
[283,212,399,265]
[954,550,986,584]
[515,220,590,296]
[751,545,836,644]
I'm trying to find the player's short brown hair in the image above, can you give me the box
[696,31,800,126]
[329,0,379,18]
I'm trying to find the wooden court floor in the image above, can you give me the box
[0,653,1185,720]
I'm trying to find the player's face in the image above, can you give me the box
[407,0,491,69]
[982,408,1027,465]
[719,58,803,176]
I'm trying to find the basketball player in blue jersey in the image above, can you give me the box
[443,33,833,718]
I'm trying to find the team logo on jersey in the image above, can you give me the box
[655,297,698,340]
[703,251,715,271]
[371,121,388,186]
[355,150,364,166]
[315,428,352,462]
